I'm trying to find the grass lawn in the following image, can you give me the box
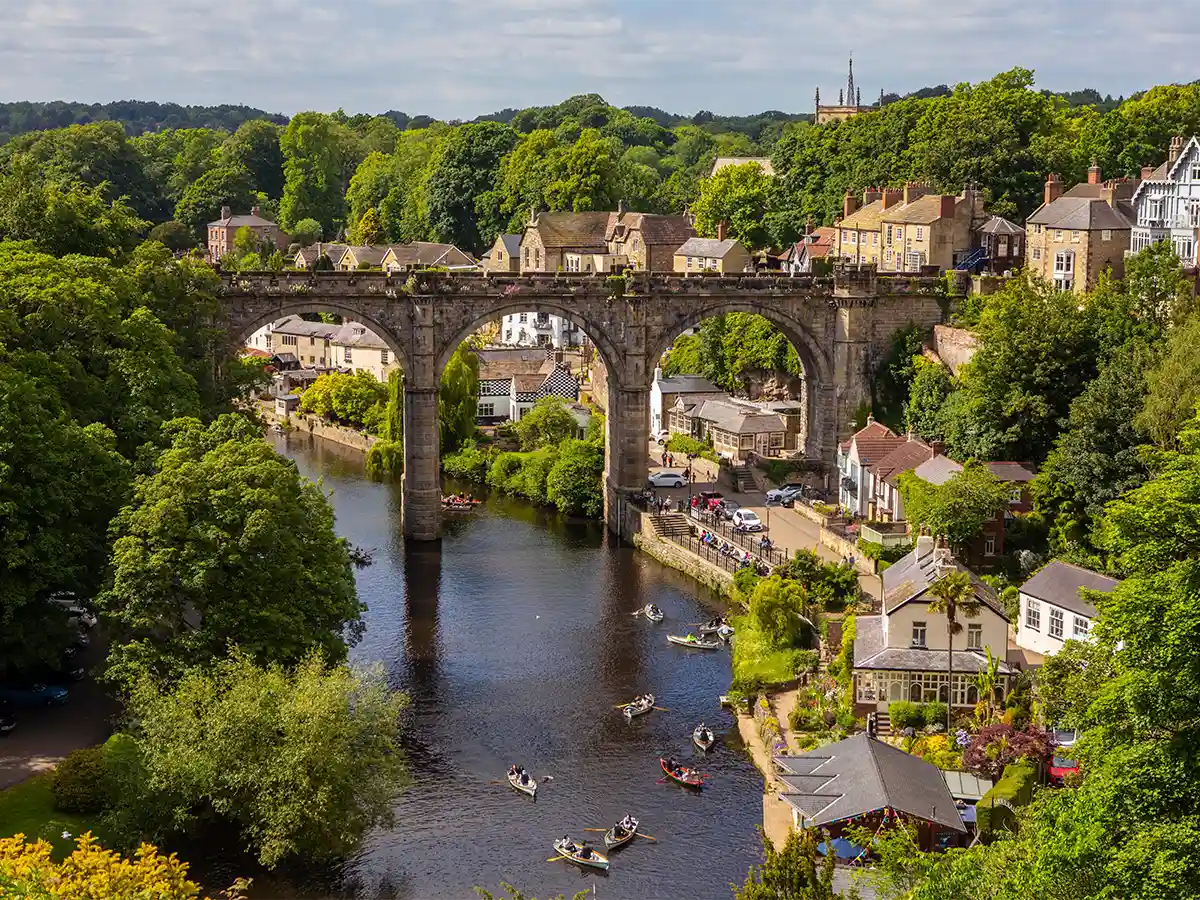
[0,773,110,856]
[730,616,799,687]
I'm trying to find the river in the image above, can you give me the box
[257,432,763,900]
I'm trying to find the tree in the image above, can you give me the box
[365,369,404,480]
[905,356,956,440]
[353,207,383,245]
[546,438,604,517]
[100,415,364,688]
[733,828,842,900]
[961,723,1052,779]
[541,128,620,213]
[925,569,981,731]
[0,833,242,900]
[692,161,775,249]
[134,127,225,205]
[221,119,285,198]
[514,396,578,450]
[1137,311,1200,449]
[290,217,323,247]
[897,461,1009,552]
[279,112,350,232]
[747,576,814,647]
[173,165,255,237]
[439,344,480,453]
[424,121,518,251]
[233,224,260,257]
[146,220,196,252]
[872,324,927,431]
[118,651,407,868]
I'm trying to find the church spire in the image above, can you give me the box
[847,55,856,109]
[815,85,821,110]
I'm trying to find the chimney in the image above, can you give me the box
[880,188,903,210]
[903,182,928,205]
[1100,180,1118,209]
[863,188,882,206]
[1141,165,1156,180]
[1044,173,1063,206]
[1169,135,1185,167]
[716,221,727,241]
[1087,162,1102,185]
[653,366,663,383]
[939,195,956,219]
[220,205,232,220]
[843,189,859,219]
[929,440,945,457]
[617,198,627,215]
[805,218,814,236]
[251,205,261,218]
[529,204,540,225]
[916,533,935,558]
[865,413,875,425]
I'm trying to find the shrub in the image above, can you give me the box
[922,702,949,729]
[792,649,820,673]
[813,502,836,516]
[365,440,403,479]
[516,450,557,505]
[834,708,858,731]
[857,538,913,564]
[442,443,493,481]
[486,452,523,490]
[665,433,719,463]
[732,566,762,603]
[546,439,604,517]
[789,704,824,732]
[52,746,111,814]
[888,700,924,731]
[976,760,1037,833]
[759,459,798,485]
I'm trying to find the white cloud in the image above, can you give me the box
[1,0,1197,118]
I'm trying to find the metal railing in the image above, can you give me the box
[685,508,790,566]
[671,532,770,575]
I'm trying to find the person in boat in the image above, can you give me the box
[519,772,530,785]
[698,723,710,741]
[620,815,635,832]
[508,764,517,777]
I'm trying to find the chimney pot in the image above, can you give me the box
[220,205,232,220]
[939,195,956,219]
[1087,162,1102,185]
[1169,135,1185,167]
[617,198,627,215]
[843,189,860,219]
[805,218,814,235]
[1141,165,1155,180]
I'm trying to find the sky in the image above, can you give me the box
[3,0,1198,119]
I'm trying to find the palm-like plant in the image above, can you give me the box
[973,645,1002,724]
[926,568,981,732]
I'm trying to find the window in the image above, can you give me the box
[1174,235,1195,263]
[1191,198,1200,227]
[849,231,858,244]
[1101,229,1112,241]
[1070,230,1080,243]
[1054,229,1063,242]
[519,313,527,323]
[885,249,894,262]
[895,226,903,241]
[916,226,924,240]
[686,256,693,269]
[967,624,983,650]
[343,347,352,364]
[1010,486,1023,503]
[524,248,530,267]
[496,250,504,262]
[912,622,927,647]
[770,432,785,448]
[1054,250,1075,286]
[504,329,512,342]
[381,349,389,366]
[1073,616,1090,638]
[1026,599,1041,631]
[1049,608,1065,640]
[871,232,878,246]
[1030,223,1041,234]
[984,534,996,556]
[281,335,297,347]
[997,235,1008,255]
[1144,197,1164,223]
[477,403,494,418]
[739,435,754,450]
[534,248,541,268]
[1031,247,1042,260]
[885,224,893,243]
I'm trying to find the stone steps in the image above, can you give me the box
[651,513,692,538]
[732,466,758,493]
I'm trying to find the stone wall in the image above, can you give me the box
[632,522,734,596]
[931,324,978,377]
[262,404,376,453]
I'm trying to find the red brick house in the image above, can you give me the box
[207,205,290,263]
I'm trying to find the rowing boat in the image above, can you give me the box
[693,724,715,751]
[553,838,610,870]
[660,757,704,789]
[716,624,735,641]
[441,499,481,512]
[667,633,723,650]
[622,693,655,719]
[642,604,665,622]
[603,817,639,850]
[698,618,726,635]
[507,770,537,797]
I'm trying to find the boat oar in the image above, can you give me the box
[547,856,566,863]
[583,828,607,832]
[653,706,671,712]
[638,833,659,842]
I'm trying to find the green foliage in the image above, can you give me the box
[922,702,949,729]
[1035,637,1111,729]
[173,164,254,237]
[733,827,840,900]
[221,119,285,199]
[665,432,719,463]
[514,395,577,450]
[298,371,388,430]
[546,438,605,517]
[904,355,956,440]
[100,415,363,689]
[115,651,407,868]
[442,442,494,482]
[279,112,357,232]
[732,566,763,602]
[1137,310,1200,450]
[872,324,927,431]
[365,440,403,481]
[353,207,383,245]
[662,312,803,394]
[692,162,779,249]
[475,883,591,900]
[439,344,480,453]
[776,549,859,612]
[146,220,196,251]
[425,121,518,251]
[856,538,912,563]
[888,700,924,731]
[290,217,323,247]
[975,760,1037,834]
[52,747,113,815]
[747,576,815,648]
[897,461,1008,552]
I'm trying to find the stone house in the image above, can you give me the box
[649,368,725,435]
[207,205,289,263]
[604,204,696,272]
[519,210,612,273]
[482,234,522,273]
[782,225,837,274]
[380,242,478,272]
[672,234,752,274]
[330,322,400,382]
[1015,561,1119,660]
[879,186,986,273]
[338,245,389,270]
[263,315,342,369]
[853,537,1016,718]
[668,396,790,462]
[293,243,349,269]
[977,216,1025,274]
[1129,135,1200,265]
[834,189,886,265]
[1025,167,1137,293]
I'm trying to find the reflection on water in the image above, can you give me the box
[252,433,762,900]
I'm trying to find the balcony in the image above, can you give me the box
[533,315,554,331]
[840,476,858,496]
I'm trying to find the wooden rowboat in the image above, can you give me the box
[698,618,727,635]
[507,770,537,798]
[693,724,715,751]
[622,693,655,719]
[553,839,610,871]
[441,499,481,512]
[603,817,639,850]
[642,604,665,622]
[660,757,704,789]
[667,634,723,650]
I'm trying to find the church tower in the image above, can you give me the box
[815,56,873,125]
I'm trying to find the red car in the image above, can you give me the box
[1048,755,1079,786]
[697,491,724,511]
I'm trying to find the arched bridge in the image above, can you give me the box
[218,269,951,540]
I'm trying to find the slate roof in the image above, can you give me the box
[499,234,522,257]
[838,199,886,231]
[710,156,775,177]
[881,540,1006,618]
[382,242,478,269]
[872,437,935,486]
[1026,196,1134,230]
[984,461,1036,483]
[846,420,904,465]
[344,245,390,266]
[978,215,1024,235]
[1019,560,1120,618]
[294,243,350,267]
[271,315,342,340]
[772,736,966,832]
[1131,137,1200,204]
[607,212,695,246]
[476,348,553,379]
[911,454,962,486]
[674,237,743,259]
[853,615,1017,674]
[527,212,611,250]
[690,399,787,434]
[513,373,544,392]
[334,323,388,349]
[655,374,721,394]
[207,211,281,228]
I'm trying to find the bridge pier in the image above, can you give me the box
[605,386,650,539]
[402,386,442,541]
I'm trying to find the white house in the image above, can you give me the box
[836,417,905,517]
[853,536,1016,716]
[648,368,724,436]
[500,311,583,349]
[1129,135,1200,265]
[476,348,580,423]
[330,322,400,382]
[260,315,342,369]
[1016,561,1119,658]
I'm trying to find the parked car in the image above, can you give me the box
[648,470,685,489]
[1051,728,1077,748]
[732,509,764,532]
[0,700,14,737]
[765,483,806,506]
[696,490,724,511]
[1048,754,1080,786]
[0,683,68,708]
[654,430,671,445]
[48,593,98,630]
[714,499,741,520]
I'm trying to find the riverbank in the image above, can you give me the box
[260,402,377,452]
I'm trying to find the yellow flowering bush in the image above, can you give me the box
[0,832,246,900]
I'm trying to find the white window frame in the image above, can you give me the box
[769,432,785,448]
[915,226,924,240]
[1049,608,1064,640]
[1070,230,1080,243]
[381,349,389,366]
[343,346,352,364]
[1054,229,1064,242]
[1101,229,1112,241]
[967,623,983,650]
[912,621,927,647]
[1026,599,1041,632]
[1073,616,1090,639]
[1192,162,1200,182]
[849,231,858,245]
[477,402,495,418]
[519,313,527,323]
[1054,250,1075,276]
[984,534,996,556]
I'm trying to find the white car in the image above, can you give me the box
[647,470,685,489]
[654,430,671,445]
[732,509,764,532]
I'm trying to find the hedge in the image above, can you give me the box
[665,433,719,463]
[976,759,1037,834]
[888,700,948,731]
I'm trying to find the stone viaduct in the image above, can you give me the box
[218,268,950,540]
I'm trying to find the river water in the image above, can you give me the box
[258,433,763,900]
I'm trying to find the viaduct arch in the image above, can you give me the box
[221,269,952,541]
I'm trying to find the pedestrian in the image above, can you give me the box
[661,451,667,467]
